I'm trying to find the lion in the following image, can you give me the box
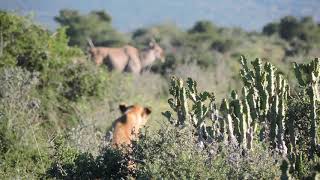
[112,104,152,148]
[89,41,165,74]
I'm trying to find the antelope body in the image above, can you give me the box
[89,42,165,74]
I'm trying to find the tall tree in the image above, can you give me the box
[55,9,128,49]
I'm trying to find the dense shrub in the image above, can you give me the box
[263,16,320,55]
[44,125,280,179]
[135,126,280,179]
[0,67,50,178]
[62,62,108,101]
[0,67,39,147]
[262,22,279,36]
[0,11,82,71]
[211,39,234,53]
[135,126,228,179]
[46,135,134,179]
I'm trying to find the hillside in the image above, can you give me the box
[1,0,320,31]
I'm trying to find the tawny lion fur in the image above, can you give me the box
[112,104,151,148]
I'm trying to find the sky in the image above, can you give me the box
[1,0,320,32]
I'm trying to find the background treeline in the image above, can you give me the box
[0,9,320,179]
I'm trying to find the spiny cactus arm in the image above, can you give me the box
[309,71,319,158]
[269,95,278,149]
[168,98,177,112]
[231,91,247,147]
[239,106,247,148]
[240,56,255,86]
[277,85,288,155]
[251,61,269,116]
[265,62,276,98]
[230,91,241,140]
[210,101,219,138]
[242,87,252,126]
[178,79,190,126]
[194,101,209,127]
[220,98,236,143]
[311,72,320,101]
[247,88,258,132]
[311,58,320,78]
[169,76,179,96]
[162,111,176,124]
[240,56,252,75]
[293,63,306,87]
[280,159,292,180]
[308,83,318,158]
[242,87,252,149]
[186,77,197,102]
[287,114,296,155]
[215,102,225,140]
[260,85,269,117]
[252,58,264,83]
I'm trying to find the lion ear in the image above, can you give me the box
[144,107,152,116]
[119,103,128,113]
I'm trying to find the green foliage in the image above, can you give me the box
[293,58,320,159]
[136,126,280,179]
[164,76,218,145]
[165,57,290,151]
[55,9,128,49]
[279,16,301,41]
[188,20,218,34]
[46,135,134,179]
[0,12,82,71]
[0,67,50,179]
[211,39,234,53]
[0,67,39,147]
[0,12,115,128]
[136,127,228,179]
[262,22,279,36]
[0,11,47,68]
[164,56,320,178]
[286,93,311,156]
[62,62,108,101]
[263,16,320,55]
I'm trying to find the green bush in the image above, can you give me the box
[135,127,227,179]
[46,135,134,179]
[0,11,82,71]
[62,62,108,101]
[211,39,234,53]
[0,67,51,179]
[135,126,280,179]
[0,67,39,147]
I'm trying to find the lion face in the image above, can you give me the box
[112,104,152,147]
[119,103,152,127]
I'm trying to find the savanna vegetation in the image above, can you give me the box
[0,9,320,179]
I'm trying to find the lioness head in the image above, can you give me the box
[112,104,151,148]
[119,103,152,128]
[149,41,165,63]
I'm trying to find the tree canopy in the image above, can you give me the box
[55,9,128,49]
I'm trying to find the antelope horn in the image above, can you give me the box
[87,37,95,48]
[150,37,156,43]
